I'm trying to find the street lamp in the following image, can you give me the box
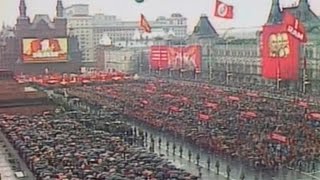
[225,39,233,85]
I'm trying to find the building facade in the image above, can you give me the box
[0,0,82,74]
[64,4,188,63]
[179,0,320,93]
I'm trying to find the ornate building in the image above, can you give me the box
[185,0,320,93]
[0,0,82,74]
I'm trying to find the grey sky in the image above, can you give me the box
[1,0,319,32]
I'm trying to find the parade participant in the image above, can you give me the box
[196,153,200,166]
[173,142,176,155]
[215,160,220,175]
[188,149,192,162]
[179,145,183,158]
[240,172,246,180]
[158,137,162,148]
[226,164,231,179]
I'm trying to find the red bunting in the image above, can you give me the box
[228,96,240,101]
[308,112,320,121]
[269,133,287,143]
[198,113,210,122]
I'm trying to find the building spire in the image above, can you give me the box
[299,0,310,8]
[56,0,64,17]
[19,0,27,17]
[266,0,282,24]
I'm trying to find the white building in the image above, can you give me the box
[64,4,188,62]
[103,49,137,73]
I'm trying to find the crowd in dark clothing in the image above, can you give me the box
[0,112,198,179]
[67,79,320,172]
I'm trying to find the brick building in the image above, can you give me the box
[0,0,82,74]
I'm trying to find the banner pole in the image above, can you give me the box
[276,58,281,91]
[209,45,212,81]
[302,45,308,94]
[303,67,306,94]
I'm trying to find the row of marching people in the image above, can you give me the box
[0,111,198,180]
[67,79,320,172]
[14,72,131,87]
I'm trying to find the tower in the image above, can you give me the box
[19,0,27,18]
[299,0,310,8]
[266,0,282,24]
[56,0,64,17]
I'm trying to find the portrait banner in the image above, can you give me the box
[149,45,201,72]
[261,24,300,80]
[22,38,68,63]
[167,45,201,72]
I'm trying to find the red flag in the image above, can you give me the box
[214,0,233,19]
[261,24,300,80]
[140,14,151,33]
[283,11,307,43]
[269,133,287,143]
[198,113,210,122]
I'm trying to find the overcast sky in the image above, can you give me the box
[1,0,320,33]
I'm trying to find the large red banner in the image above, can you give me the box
[261,24,300,80]
[149,46,169,70]
[149,45,201,71]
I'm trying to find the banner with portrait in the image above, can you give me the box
[22,38,68,63]
[261,24,300,80]
[149,45,201,72]
[168,45,201,72]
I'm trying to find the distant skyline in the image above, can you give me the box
[1,0,320,33]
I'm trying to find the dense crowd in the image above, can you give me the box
[0,112,198,179]
[68,79,320,172]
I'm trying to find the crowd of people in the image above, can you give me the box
[0,112,198,179]
[67,79,320,172]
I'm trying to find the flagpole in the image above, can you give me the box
[209,44,212,81]
[302,45,308,94]
[168,40,171,78]
[179,39,183,79]
[225,40,232,85]
[277,59,281,91]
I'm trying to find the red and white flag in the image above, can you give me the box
[140,14,151,33]
[283,11,307,43]
[214,0,234,19]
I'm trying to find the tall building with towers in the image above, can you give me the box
[0,0,82,74]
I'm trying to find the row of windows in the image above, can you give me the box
[213,63,260,74]
[210,50,259,57]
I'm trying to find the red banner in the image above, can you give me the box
[168,45,201,71]
[149,46,169,70]
[269,133,287,143]
[261,11,306,81]
[149,45,201,71]
[198,113,210,122]
[261,24,300,80]
[283,11,307,43]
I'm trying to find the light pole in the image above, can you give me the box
[208,43,213,81]
[179,39,184,79]
[225,39,233,85]
[222,28,235,86]
[302,44,311,94]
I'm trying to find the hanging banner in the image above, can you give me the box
[261,24,300,80]
[149,45,201,71]
[149,46,169,70]
[168,45,201,72]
